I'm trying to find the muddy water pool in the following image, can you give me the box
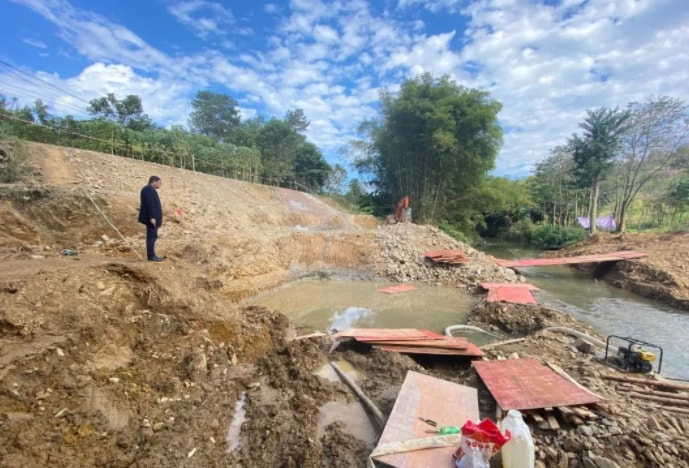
[248,278,477,335]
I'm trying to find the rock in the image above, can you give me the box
[186,351,207,381]
[572,338,595,354]
[584,455,620,468]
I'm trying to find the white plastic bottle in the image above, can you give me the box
[499,410,535,468]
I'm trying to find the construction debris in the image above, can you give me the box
[424,249,470,264]
[371,370,479,468]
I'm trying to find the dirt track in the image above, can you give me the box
[1,143,688,467]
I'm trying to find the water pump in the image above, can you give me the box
[604,335,663,374]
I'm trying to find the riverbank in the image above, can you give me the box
[1,143,687,467]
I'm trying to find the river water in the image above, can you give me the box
[483,242,689,380]
[248,243,689,379]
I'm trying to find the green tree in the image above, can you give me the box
[570,107,631,233]
[530,146,582,226]
[324,164,348,195]
[87,93,153,130]
[294,142,331,192]
[614,96,689,231]
[353,73,502,224]
[188,90,240,141]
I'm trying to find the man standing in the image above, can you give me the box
[138,176,164,262]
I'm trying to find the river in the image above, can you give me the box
[483,241,689,380]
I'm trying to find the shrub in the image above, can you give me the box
[0,138,29,183]
[529,224,586,249]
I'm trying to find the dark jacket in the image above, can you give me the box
[138,184,163,226]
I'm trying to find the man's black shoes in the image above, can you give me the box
[148,256,165,262]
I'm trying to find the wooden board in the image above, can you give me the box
[424,249,470,264]
[373,370,479,468]
[361,336,468,349]
[473,358,600,411]
[493,250,647,268]
[374,341,484,357]
[379,284,418,294]
[331,328,437,341]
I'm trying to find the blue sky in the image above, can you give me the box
[1,0,688,178]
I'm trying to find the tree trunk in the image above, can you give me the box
[589,178,600,234]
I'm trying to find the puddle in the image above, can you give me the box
[317,401,378,444]
[248,279,476,333]
[226,392,247,453]
[315,360,367,382]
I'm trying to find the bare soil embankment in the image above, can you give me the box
[1,143,688,467]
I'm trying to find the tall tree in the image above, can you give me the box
[324,164,348,195]
[353,73,502,224]
[188,90,240,141]
[87,93,153,130]
[614,96,689,231]
[531,146,582,226]
[570,107,631,233]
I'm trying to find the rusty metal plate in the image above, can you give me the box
[473,358,599,411]
[374,370,479,468]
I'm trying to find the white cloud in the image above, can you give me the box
[6,0,689,177]
[22,38,47,49]
[167,1,237,39]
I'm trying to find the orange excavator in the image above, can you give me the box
[394,195,410,223]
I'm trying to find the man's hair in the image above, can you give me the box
[148,176,161,184]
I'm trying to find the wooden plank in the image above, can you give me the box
[379,284,418,294]
[374,341,484,357]
[331,328,433,341]
[544,410,560,430]
[373,370,479,468]
[493,250,647,268]
[480,283,540,291]
[473,358,600,411]
[360,336,468,349]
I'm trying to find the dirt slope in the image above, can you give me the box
[1,143,688,468]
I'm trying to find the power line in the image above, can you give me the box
[0,60,93,106]
[0,82,87,115]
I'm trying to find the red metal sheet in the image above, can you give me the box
[379,284,418,294]
[374,370,479,468]
[494,250,647,268]
[472,358,600,411]
[485,286,538,305]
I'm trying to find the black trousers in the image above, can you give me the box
[146,224,158,259]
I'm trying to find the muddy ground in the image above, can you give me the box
[1,143,689,467]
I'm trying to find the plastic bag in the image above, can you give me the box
[452,418,511,467]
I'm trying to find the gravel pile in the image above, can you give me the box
[372,222,523,287]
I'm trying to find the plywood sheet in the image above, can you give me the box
[373,370,479,468]
[473,358,600,411]
[379,284,418,294]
